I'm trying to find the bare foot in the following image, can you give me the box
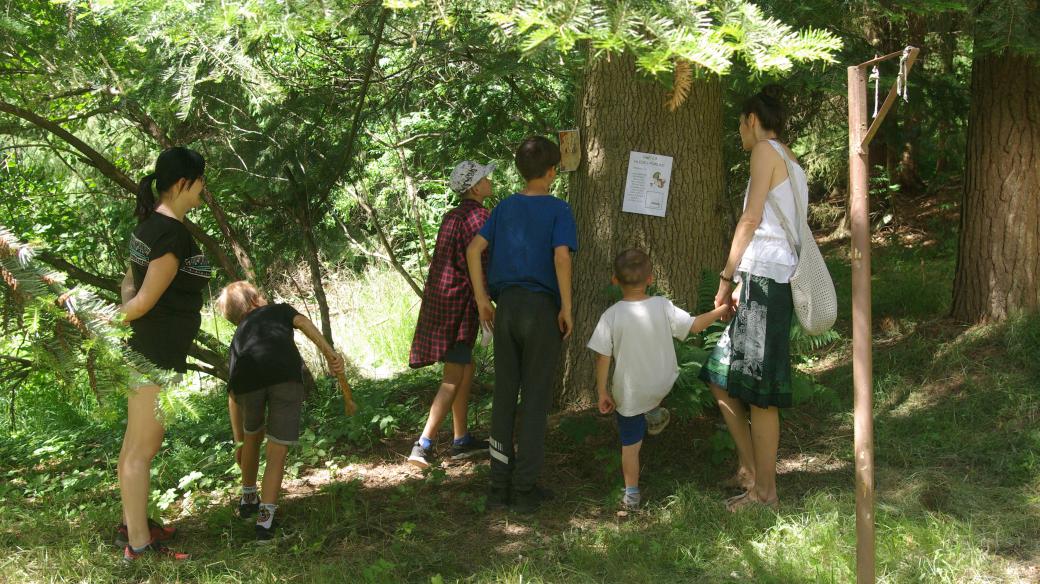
[725,490,778,512]
[720,469,755,491]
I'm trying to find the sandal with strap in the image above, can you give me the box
[114,518,176,548]
[725,490,779,512]
[123,540,190,561]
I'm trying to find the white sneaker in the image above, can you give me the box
[645,407,670,436]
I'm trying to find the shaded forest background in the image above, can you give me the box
[1,1,1039,581]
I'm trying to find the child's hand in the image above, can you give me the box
[717,304,734,323]
[598,393,615,414]
[477,297,496,330]
[326,352,345,374]
[558,309,573,340]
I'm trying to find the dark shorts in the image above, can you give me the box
[233,381,306,445]
[441,342,473,365]
[616,412,647,446]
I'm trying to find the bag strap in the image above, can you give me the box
[764,141,806,258]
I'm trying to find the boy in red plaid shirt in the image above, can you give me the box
[407,160,494,468]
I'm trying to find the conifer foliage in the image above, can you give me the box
[0,225,178,408]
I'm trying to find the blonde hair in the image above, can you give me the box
[216,281,263,324]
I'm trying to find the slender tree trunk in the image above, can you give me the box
[556,53,728,408]
[952,52,1040,322]
[300,224,335,349]
[390,128,431,266]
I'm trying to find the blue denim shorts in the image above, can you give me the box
[616,412,647,446]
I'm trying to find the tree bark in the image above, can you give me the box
[556,53,728,408]
[952,52,1040,322]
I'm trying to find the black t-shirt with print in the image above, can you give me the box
[127,213,212,372]
[227,303,305,395]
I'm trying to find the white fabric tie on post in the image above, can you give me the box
[898,46,911,102]
[870,64,880,119]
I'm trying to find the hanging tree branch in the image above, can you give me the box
[350,183,424,299]
[0,99,240,279]
[323,6,389,207]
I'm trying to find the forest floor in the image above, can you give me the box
[2,187,1039,583]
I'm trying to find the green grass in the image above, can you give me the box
[2,211,1039,582]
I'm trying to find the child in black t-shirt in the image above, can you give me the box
[216,281,344,541]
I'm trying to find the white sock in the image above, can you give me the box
[241,485,258,504]
[257,503,276,529]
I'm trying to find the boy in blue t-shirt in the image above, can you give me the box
[466,136,578,514]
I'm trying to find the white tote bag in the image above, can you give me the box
[765,147,838,335]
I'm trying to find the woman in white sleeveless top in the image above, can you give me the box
[699,86,807,511]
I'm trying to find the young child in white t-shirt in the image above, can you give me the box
[587,249,732,510]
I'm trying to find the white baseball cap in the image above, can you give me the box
[449,160,495,193]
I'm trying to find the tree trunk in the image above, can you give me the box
[952,52,1040,322]
[556,53,728,408]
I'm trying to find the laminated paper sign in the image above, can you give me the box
[558,129,580,172]
[622,151,673,217]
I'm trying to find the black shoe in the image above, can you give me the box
[510,485,555,514]
[407,441,435,469]
[255,505,277,542]
[255,522,276,542]
[486,485,510,511]
[449,437,490,460]
[238,495,259,519]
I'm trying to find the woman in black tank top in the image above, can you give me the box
[117,147,210,560]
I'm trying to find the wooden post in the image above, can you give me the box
[847,46,919,584]
[847,64,875,584]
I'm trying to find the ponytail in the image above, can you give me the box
[741,84,786,138]
[135,173,158,222]
[134,147,206,223]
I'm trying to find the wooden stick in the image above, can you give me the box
[855,48,911,69]
[336,370,357,416]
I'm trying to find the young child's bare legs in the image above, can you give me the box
[228,394,244,468]
[240,430,265,487]
[261,441,289,505]
[621,441,642,489]
[450,363,476,439]
[711,384,755,490]
[420,361,467,442]
[616,412,646,509]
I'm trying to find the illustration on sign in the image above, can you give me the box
[622,151,673,217]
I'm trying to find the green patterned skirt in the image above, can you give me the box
[699,272,794,409]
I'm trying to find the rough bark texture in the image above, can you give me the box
[556,54,728,408]
[952,52,1040,322]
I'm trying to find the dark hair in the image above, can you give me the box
[136,147,206,222]
[515,136,561,181]
[741,84,785,137]
[614,249,652,286]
